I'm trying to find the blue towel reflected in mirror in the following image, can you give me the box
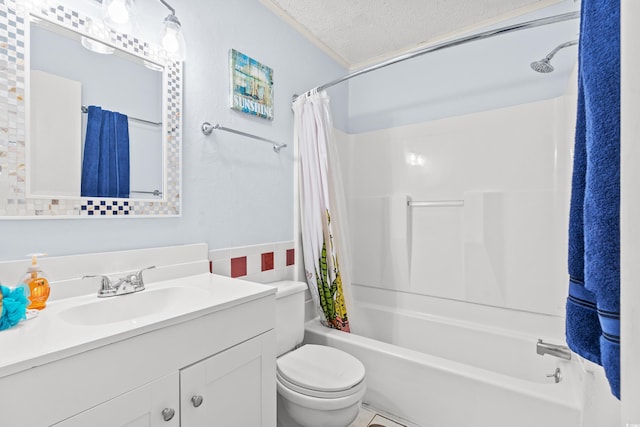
[81,105,130,198]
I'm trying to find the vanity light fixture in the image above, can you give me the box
[101,0,137,33]
[81,36,115,55]
[143,60,164,72]
[158,0,186,61]
[101,0,185,61]
[81,17,115,55]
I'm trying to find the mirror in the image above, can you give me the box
[29,20,164,200]
[0,1,181,217]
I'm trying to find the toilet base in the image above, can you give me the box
[277,394,361,427]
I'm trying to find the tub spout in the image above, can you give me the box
[536,339,572,360]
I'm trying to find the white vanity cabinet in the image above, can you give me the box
[53,331,275,427]
[0,276,276,427]
[180,332,276,426]
[53,373,180,427]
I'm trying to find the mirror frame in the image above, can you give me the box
[0,0,182,218]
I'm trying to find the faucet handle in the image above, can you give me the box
[132,265,156,287]
[83,274,115,297]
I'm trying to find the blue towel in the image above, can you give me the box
[114,113,130,198]
[566,0,620,399]
[81,106,130,198]
[81,106,102,197]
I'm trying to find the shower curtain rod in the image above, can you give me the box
[296,10,579,98]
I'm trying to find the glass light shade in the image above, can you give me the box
[160,14,186,61]
[102,0,137,33]
[143,60,164,72]
[81,18,114,54]
[80,36,115,54]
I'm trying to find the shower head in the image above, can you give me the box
[530,58,555,73]
[530,40,578,73]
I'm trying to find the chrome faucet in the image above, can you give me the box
[84,266,156,298]
[536,339,572,360]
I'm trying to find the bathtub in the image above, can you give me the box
[304,302,585,427]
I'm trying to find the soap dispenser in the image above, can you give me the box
[21,253,50,310]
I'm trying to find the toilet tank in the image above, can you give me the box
[271,280,308,356]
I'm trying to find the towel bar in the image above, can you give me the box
[408,200,464,207]
[201,122,287,153]
[130,190,162,196]
[81,106,162,127]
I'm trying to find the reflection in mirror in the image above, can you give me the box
[0,0,181,217]
[29,19,163,200]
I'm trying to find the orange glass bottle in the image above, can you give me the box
[22,253,50,310]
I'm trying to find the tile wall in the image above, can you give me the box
[209,241,296,284]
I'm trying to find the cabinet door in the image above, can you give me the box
[180,331,276,427]
[53,373,179,427]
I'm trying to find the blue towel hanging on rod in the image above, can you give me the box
[566,0,620,399]
[81,105,130,198]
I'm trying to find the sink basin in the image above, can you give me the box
[58,286,209,326]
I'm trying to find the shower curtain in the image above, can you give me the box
[293,90,353,332]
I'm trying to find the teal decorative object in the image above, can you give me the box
[0,285,29,331]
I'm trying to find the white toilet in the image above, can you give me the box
[273,281,366,427]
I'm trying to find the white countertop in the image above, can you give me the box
[0,273,275,378]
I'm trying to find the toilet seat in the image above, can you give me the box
[277,344,366,399]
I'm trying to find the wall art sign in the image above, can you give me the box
[229,49,274,120]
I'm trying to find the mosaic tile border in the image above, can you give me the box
[0,0,182,217]
[209,241,296,284]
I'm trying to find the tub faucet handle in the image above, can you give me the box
[546,367,562,383]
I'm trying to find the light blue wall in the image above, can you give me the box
[347,1,580,133]
[0,0,347,262]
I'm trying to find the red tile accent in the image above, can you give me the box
[209,260,213,273]
[261,252,274,271]
[230,256,247,278]
[286,249,295,266]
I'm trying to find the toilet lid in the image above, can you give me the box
[277,344,365,393]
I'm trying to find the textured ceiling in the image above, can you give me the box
[259,0,565,68]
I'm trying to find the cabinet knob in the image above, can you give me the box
[161,408,175,421]
[191,395,204,408]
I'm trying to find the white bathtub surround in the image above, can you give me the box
[344,97,573,319]
[293,90,354,332]
[306,306,622,427]
[330,84,621,423]
[345,283,621,426]
[306,316,582,427]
